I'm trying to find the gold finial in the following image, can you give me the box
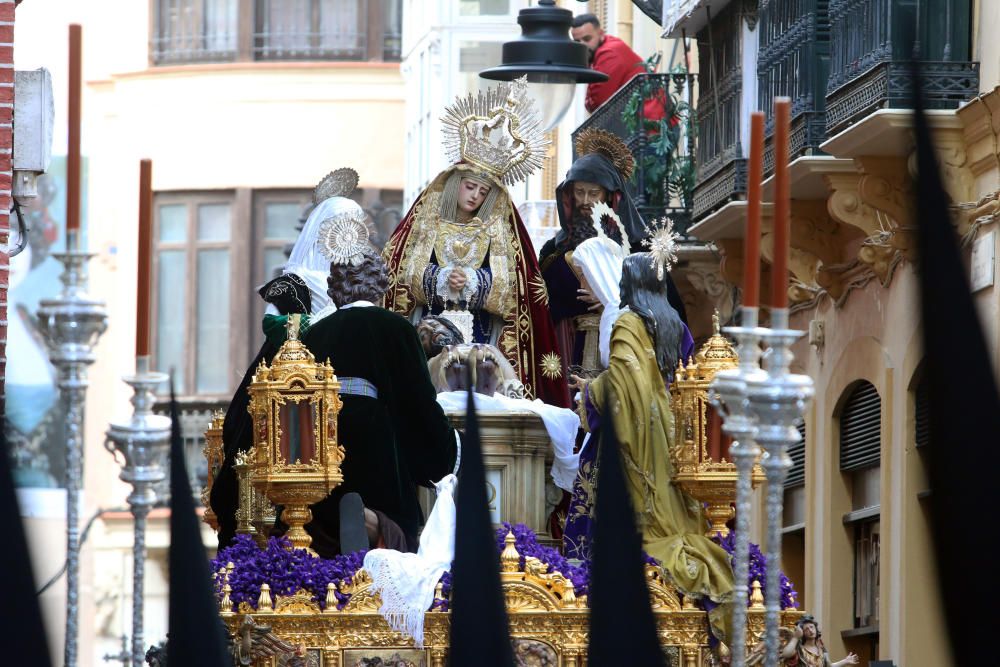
[324,582,337,614]
[500,531,520,573]
[287,314,301,341]
[258,583,274,612]
[433,580,445,604]
[713,310,721,335]
[750,580,765,610]
[220,581,233,614]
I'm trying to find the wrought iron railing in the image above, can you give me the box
[825,0,978,135]
[692,0,746,220]
[151,0,239,64]
[758,0,831,174]
[151,0,402,65]
[152,397,227,504]
[572,71,698,238]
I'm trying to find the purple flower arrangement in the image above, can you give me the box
[211,525,798,613]
[212,535,366,611]
[712,532,799,609]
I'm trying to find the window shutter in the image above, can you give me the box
[786,420,806,487]
[840,381,881,471]
[915,375,930,449]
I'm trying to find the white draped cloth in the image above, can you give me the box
[265,196,366,315]
[570,236,626,368]
[435,391,580,492]
[363,474,458,648]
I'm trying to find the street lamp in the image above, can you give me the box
[480,0,607,131]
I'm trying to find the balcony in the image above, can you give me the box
[661,0,736,38]
[825,0,978,135]
[572,71,698,237]
[151,0,402,65]
[758,0,830,174]
[691,0,747,220]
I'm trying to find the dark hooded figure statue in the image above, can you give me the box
[538,129,688,373]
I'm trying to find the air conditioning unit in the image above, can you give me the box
[13,67,55,199]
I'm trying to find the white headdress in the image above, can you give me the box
[441,77,549,186]
[282,169,366,313]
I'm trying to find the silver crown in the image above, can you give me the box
[441,77,549,186]
[313,167,359,204]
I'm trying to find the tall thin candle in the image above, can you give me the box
[772,98,791,309]
[744,112,765,308]
[66,24,82,236]
[136,159,153,358]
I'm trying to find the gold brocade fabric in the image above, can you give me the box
[434,218,492,270]
[394,173,516,318]
[589,312,736,643]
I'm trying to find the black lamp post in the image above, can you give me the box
[480,0,608,130]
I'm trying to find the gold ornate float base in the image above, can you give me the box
[220,535,802,667]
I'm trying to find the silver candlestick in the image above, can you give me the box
[105,355,171,667]
[745,308,814,667]
[708,306,766,667]
[36,230,109,667]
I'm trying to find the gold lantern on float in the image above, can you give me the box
[247,314,344,552]
[201,410,225,531]
[669,314,764,537]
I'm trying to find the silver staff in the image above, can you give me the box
[708,306,765,667]
[37,229,108,667]
[745,307,813,666]
[105,355,171,667]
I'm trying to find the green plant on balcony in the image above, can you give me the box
[621,60,697,214]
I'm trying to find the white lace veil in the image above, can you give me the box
[282,197,365,314]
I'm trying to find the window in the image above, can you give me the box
[251,190,314,326]
[153,193,237,396]
[152,0,403,65]
[153,190,310,398]
[459,0,510,16]
[458,41,505,96]
[839,380,882,631]
[152,187,402,399]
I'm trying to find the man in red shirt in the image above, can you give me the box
[572,13,652,113]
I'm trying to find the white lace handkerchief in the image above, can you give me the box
[362,474,458,647]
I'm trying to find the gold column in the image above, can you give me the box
[542,129,559,198]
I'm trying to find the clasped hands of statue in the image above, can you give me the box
[427,343,525,399]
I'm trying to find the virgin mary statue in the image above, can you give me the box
[383,78,569,407]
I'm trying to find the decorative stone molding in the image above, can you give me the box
[825,173,882,238]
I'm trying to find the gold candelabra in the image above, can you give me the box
[246,315,345,552]
[669,315,763,537]
[201,410,225,531]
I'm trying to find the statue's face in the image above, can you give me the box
[572,180,608,218]
[801,622,817,639]
[416,318,459,357]
[458,177,491,215]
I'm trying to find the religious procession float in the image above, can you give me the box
[197,77,810,667]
